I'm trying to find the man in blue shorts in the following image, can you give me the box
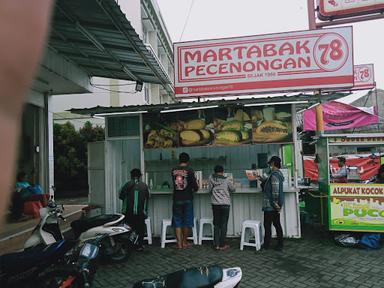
[171,152,198,249]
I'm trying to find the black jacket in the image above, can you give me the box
[119,179,149,216]
[171,165,198,201]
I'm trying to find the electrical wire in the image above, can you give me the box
[90,83,138,94]
[179,0,195,41]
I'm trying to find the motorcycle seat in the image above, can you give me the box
[71,214,122,236]
[133,265,223,288]
[0,240,71,273]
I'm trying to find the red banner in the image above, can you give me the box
[304,155,381,181]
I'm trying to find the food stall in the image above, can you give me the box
[76,97,304,238]
[313,134,384,231]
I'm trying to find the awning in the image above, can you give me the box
[49,0,172,89]
[70,94,336,116]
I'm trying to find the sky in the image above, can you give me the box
[156,0,384,89]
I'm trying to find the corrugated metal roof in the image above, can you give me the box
[69,93,338,116]
[49,0,172,89]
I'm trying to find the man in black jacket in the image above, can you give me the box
[119,168,149,251]
[259,156,285,251]
[171,153,198,249]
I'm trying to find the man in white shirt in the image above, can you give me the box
[332,157,347,183]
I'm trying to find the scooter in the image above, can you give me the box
[0,240,75,288]
[37,235,105,288]
[71,213,138,262]
[24,199,65,248]
[25,199,138,263]
[133,265,242,288]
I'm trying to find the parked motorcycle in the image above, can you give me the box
[24,199,65,248]
[133,265,242,288]
[71,213,138,262]
[0,240,75,288]
[37,235,104,288]
[24,199,138,263]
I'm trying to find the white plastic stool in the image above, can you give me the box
[198,218,214,245]
[187,218,198,245]
[144,217,152,245]
[161,219,176,248]
[240,220,263,251]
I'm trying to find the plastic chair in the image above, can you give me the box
[198,218,214,245]
[144,217,152,245]
[240,220,263,251]
[160,219,176,248]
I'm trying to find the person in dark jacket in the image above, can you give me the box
[209,165,235,251]
[259,156,285,251]
[171,152,198,249]
[119,168,149,251]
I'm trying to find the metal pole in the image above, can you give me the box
[307,0,324,134]
[307,0,317,30]
[315,101,324,133]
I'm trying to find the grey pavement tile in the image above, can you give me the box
[93,227,384,288]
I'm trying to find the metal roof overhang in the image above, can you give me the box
[69,93,350,117]
[49,0,172,90]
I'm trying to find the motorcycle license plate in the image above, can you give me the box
[80,243,99,260]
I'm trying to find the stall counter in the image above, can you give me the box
[147,187,300,239]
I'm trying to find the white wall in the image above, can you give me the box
[51,77,110,112]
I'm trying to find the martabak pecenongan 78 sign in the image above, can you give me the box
[174,27,354,99]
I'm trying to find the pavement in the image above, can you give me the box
[93,226,384,288]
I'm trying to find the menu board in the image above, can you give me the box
[143,104,292,149]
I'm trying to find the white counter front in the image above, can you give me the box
[147,187,301,238]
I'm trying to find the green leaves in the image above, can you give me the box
[54,121,105,193]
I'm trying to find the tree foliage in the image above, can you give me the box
[54,121,104,195]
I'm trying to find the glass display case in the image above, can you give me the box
[143,144,287,191]
[144,156,227,191]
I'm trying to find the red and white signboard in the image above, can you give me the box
[319,0,384,19]
[174,27,354,99]
[353,64,375,90]
[324,63,375,91]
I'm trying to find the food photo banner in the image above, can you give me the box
[143,105,293,149]
[329,183,384,232]
[174,26,353,98]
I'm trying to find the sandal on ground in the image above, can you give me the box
[219,244,230,251]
